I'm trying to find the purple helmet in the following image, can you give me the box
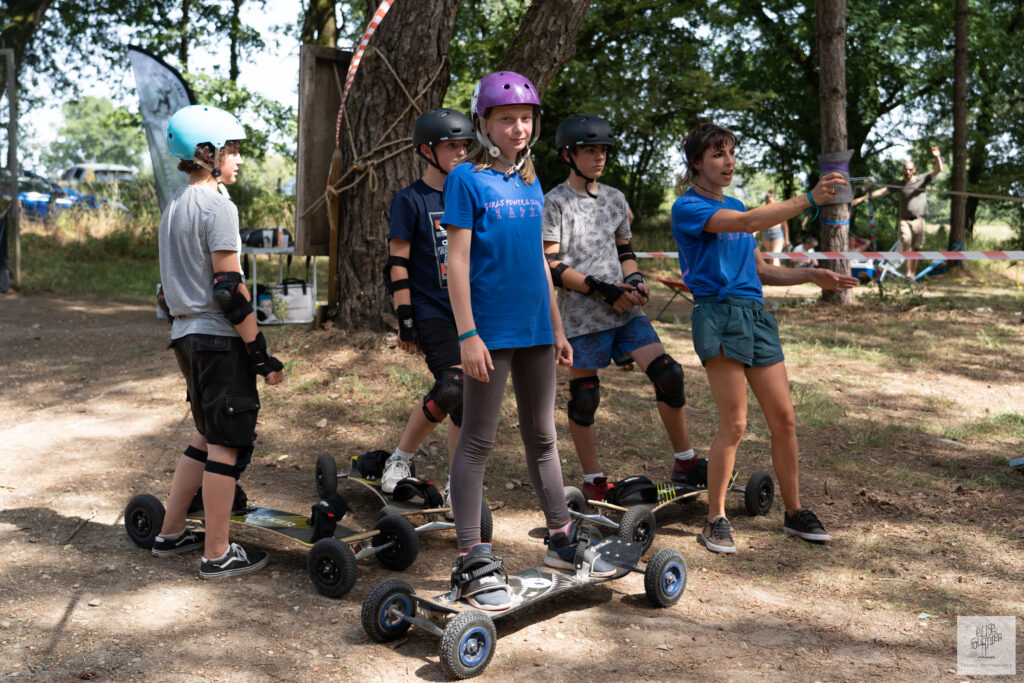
[471,71,542,156]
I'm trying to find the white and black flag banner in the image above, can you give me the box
[128,46,195,212]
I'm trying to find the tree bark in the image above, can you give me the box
[301,0,338,47]
[229,0,243,81]
[950,0,968,262]
[179,0,192,70]
[499,0,593,96]
[330,1,462,329]
[816,0,852,304]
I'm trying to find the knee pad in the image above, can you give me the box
[205,458,243,480]
[423,369,464,423]
[646,353,685,407]
[567,376,600,426]
[183,445,208,463]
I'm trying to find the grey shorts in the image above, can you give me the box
[691,297,785,368]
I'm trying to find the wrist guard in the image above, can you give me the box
[585,275,628,305]
[396,304,417,343]
[245,332,284,377]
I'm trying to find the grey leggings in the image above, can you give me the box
[450,344,571,550]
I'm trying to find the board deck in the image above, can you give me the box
[414,537,641,620]
[589,471,738,515]
[188,506,377,548]
[341,472,448,515]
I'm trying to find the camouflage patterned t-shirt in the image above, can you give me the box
[542,182,643,338]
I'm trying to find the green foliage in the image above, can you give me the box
[41,97,147,174]
[226,153,296,230]
[186,73,297,160]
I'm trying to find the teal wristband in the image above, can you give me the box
[806,190,817,207]
[457,329,478,342]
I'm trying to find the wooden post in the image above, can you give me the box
[2,48,19,291]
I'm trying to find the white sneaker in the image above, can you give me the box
[381,457,411,494]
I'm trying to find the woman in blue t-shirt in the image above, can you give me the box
[441,72,615,611]
[671,122,858,555]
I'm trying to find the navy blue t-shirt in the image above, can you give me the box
[671,188,764,304]
[387,179,453,322]
[441,162,552,351]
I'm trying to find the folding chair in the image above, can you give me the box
[877,240,908,282]
[654,278,692,321]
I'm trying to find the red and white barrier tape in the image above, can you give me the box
[334,0,395,148]
[636,251,1024,261]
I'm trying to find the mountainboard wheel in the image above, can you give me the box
[307,537,358,598]
[743,470,775,516]
[617,505,656,554]
[644,547,687,607]
[124,494,165,549]
[564,486,587,514]
[361,578,416,642]
[479,500,493,543]
[373,514,420,571]
[440,610,497,679]
[315,453,338,499]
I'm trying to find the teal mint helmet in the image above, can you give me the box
[166,105,245,160]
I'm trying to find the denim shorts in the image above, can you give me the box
[691,297,785,367]
[569,315,661,370]
[172,334,259,471]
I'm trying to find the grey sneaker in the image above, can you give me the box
[699,516,736,554]
[381,457,411,494]
[199,543,269,579]
[544,523,616,577]
[152,529,204,557]
[783,508,831,542]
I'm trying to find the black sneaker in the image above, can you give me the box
[450,544,512,611]
[151,529,205,557]
[199,543,269,579]
[699,516,736,554]
[544,522,616,577]
[783,508,831,542]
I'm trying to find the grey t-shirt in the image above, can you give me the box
[895,173,933,220]
[158,184,242,340]
[542,182,642,338]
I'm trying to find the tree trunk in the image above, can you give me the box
[0,0,56,98]
[499,0,593,96]
[179,0,192,70]
[816,0,852,304]
[301,0,338,47]
[949,0,968,262]
[330,1,462,329]
[229,0,243,81]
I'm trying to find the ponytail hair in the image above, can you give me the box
[679,122,737,188]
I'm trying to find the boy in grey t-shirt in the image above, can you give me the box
[542,114,701,502]
[150,105,284,579]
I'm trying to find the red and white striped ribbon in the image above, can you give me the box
[636,251,1024,261]
[334,0,395,148]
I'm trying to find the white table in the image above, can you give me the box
[241,246,318,324]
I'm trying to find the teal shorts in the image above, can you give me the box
[691,296,785,367]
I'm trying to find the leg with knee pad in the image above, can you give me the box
[422,369,464,424]
[646,353,685,407]
[183,445,208,463]
[568,376,600,426]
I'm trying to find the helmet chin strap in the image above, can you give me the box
[193,148,223,179]
[417,147,449,175]
[476,128,531,180]
[564,150,598,198]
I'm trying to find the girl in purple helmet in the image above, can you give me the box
[441,72,615,611]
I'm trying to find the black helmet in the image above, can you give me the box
[413,108,474,147]
[413,108,473,173]
[555,114,615,150]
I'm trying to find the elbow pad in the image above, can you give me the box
[545,252,569,288]
[212,272,253,325]
[617,241,637,263]
[384,255,411,294]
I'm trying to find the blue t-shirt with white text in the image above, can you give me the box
[670,189,763,303]
[440,162,552,350]
[387,179,453,323]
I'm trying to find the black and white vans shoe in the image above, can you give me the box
[199,543,269,579]
[151,529,205,557]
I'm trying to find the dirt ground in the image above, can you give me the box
[1,279,1022,681]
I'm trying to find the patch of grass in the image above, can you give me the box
[959,472,1018,490]
[790,384,844,428]
[944,413,1024,443]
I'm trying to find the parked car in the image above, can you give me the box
[0,170,128,221]
[60,163,137,186]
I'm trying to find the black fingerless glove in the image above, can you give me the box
[623,272,646,289]
[585,275,629,306]
[396,304,417,343]
[245,332,284,377]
